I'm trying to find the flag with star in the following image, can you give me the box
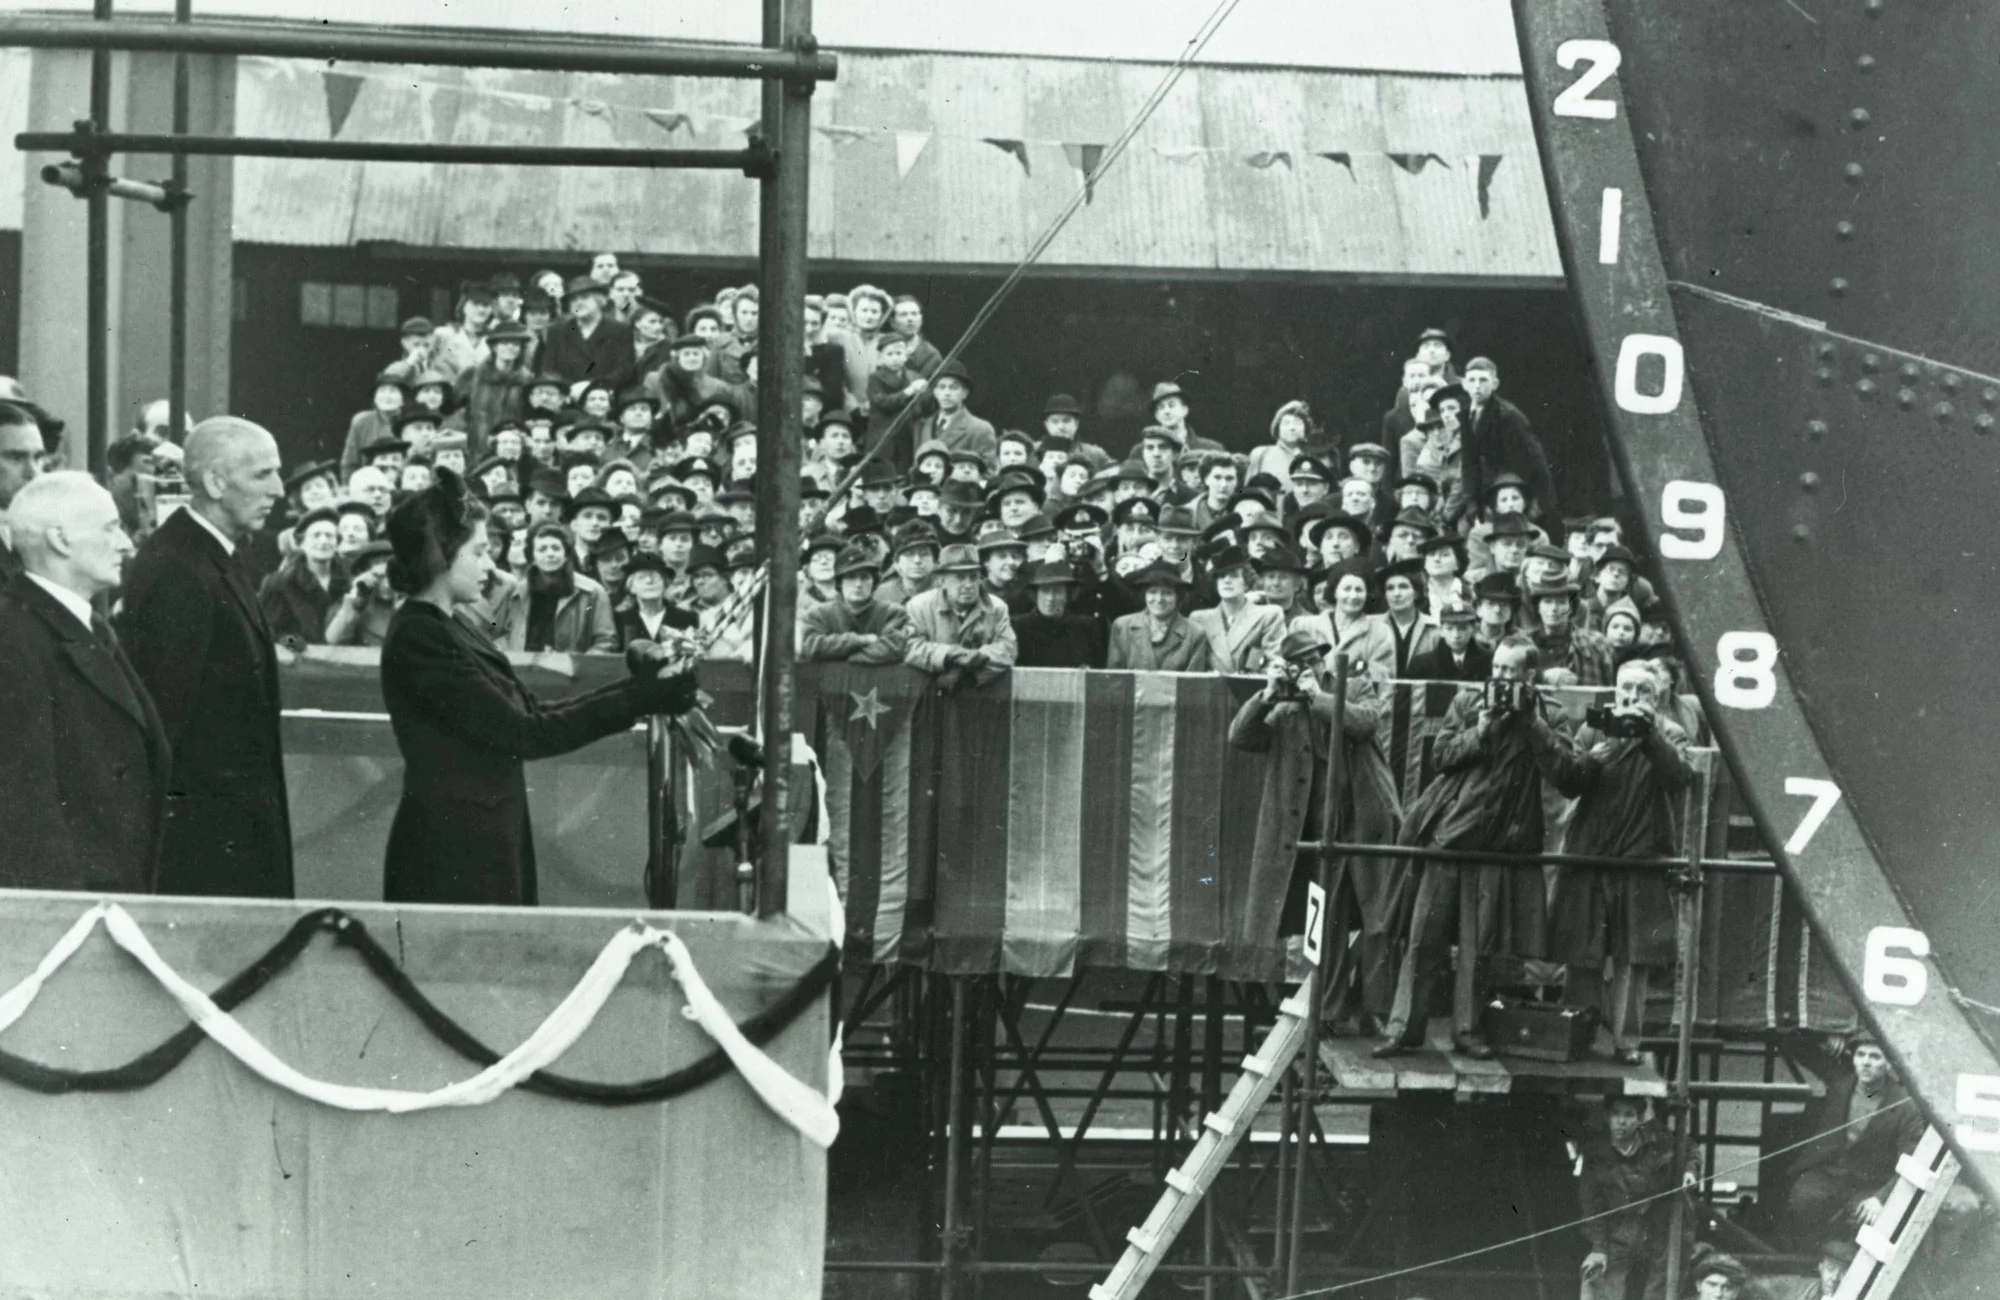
[806,663,936,966]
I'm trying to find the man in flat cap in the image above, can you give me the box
[118,416,294,898]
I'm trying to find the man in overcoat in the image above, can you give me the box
[118,416,294,898]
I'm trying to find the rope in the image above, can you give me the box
[0,903,837,1114]
[1265,1096,1918,1299]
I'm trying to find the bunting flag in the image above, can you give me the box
[1061,142,1108,203]
[1384,679,1463,808]
[981,137,1031,175]
[814,664,935,968]
[321,69,364,139]
[1318,151,1356,179]
[1388,152,1450,176]
[643,109,691,136]
[894,131,931,178]
[1155,145,1209,165]
[1245,150,1293,171]
[1474,153,1504,218]
[817,124,873,145]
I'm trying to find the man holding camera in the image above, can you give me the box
[1375,635,1562,1058]
[1540,657,1695,1063]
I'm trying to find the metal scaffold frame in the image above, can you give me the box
[4,1,822,919]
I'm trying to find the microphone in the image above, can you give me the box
[727,733,765,770]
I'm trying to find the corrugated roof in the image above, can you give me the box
[226,52,1559,279]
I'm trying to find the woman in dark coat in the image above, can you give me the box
[1537,656,1694,1062]
[256,505,350,644]
[378,469,699,904]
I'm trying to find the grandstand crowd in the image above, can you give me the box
[0,258,1909,1294]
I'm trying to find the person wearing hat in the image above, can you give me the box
[800,543,911,664]
[1783,1034,1925,1247]
[1408,380,1470,525]
[933,479,985,548]
[1109,496,1161,569]
[485,482,527,536]
[1684,1252,1748,1300]
[944,447,989,486]
[1145,380,1223,454]
[1466,509,1538,588]
[912,358,997,471]
[1377,506,1436,565]
[1128,425,1178,490]
[1301,512,1372,574]
[563,486,618,575]
[1254,540,1314,624]
[877,520,942,608]
[1106,561,1210,672]
[796,531,846,618]
[1378,556,1438,676]
[1599,596,1646,662]
[325,538,399,648]
[649,330,743,431]
[1011,557,1108,669]
[1227,623,1402,1013]
[1246,399,1315,495]
[1187,544,1284,674]
[428,279,498,379]
[1584,543,1661,640]
[1529,577,1614,686]
[394,406,442,458]
[1294,556,1397,688]
[358,433,411,476]
[1415,531,1469,614]
[382,315,437,385]
[863,333,928,459]
[975,529,1029,611]
[1471,570,1522,650]
[903,542,1016,690]
[1789,1239,1858,1300]
[256,504,350,646]
[1287,455,1332,510]
[1575,1095,1693,1300]
[1407,596,1491,683]
[1039,392,1113,475]
[429,431,469,479]
[284,459,341,515]
[1461,357,1559,539]
[1395,472,1440,517]
[853,458,901,518]
[987,471,1044,531]
[611,551,695,649]
[1344,442,1396,526]
[541,275,636,397]
[340,370,407,477]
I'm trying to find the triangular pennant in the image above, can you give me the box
[894,130,931,178]
[1245,150,1293,171]
[817,124,873,145]
[322,70,363,139]
[1474,153,1504,219]
[569,97,610,120]
[981,137,1031,175]
[1154,144,1208,164]
[645,110,692,136]
[1062,142,1108,203]
[1387,152,1449,176]
[1316,150,1355,179]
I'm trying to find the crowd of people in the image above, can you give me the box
[0,255,1918,1294]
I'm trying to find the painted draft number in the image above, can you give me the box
[1957,1076,2000,1152]
[1302,881,1327,968]
[1864,927,1930,1007]
[1553,40,1622,120]
[1660,481,1725,560]
[1615,334,1686,414]
[1713,631,1778,710]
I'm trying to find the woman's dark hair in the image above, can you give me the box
[385,467,487,594]
[527,521,571,555]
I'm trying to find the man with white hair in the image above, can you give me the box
[0,472,168,891]
[118,416,294,898]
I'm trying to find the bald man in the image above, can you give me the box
[0,473,168,891]
[118,416,295,898]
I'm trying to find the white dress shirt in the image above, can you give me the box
[25,572,94,631]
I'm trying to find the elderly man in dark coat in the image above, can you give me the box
[1539,657,1695,1063]
[0,472,169,892]
[1228,631,1404,1015]
[119,416,294,898]
[1375,634,1565,1058]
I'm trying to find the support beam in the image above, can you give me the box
[19,129,770,174]
[0,17,837,81]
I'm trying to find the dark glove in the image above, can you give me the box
[633,668,702,715]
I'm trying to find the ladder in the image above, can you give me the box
[1089,985,1313,1300]
[1832,1126,1960,1300]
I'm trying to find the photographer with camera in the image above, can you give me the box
[325,540,399,646]
[1375,634,1565,1059]
[1541,657,1695,1064]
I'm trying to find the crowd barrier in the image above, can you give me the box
[281,652,1851,1029]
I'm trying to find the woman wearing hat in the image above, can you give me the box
[1189,545,1285,674]
[800,543,911,664]
[340,370,406,478]
[1529,578,1615,687]
[257,505,351,645]
[377,469,699,905]
[1291,557,1395,687]
[541,275,637,397]
[1013,558,1107,668]
[1106,561,1210,672]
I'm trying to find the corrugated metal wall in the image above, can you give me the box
[227,53,1561,279]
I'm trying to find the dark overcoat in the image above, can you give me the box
[1539,718,1694,968]
[379,601,695,904]
[118,508,294,898]
[0,573,169,892]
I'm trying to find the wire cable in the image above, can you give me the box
[1265,1095,1918,1299]
[810,0,1247,512]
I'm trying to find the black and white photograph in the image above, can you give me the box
[0,0,1993,1296]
